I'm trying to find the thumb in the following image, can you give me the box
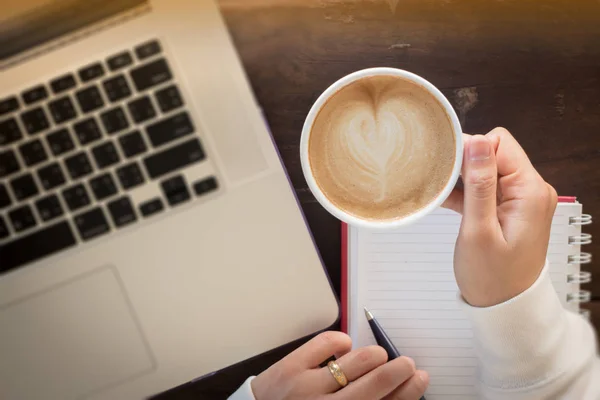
[462,135,498,227]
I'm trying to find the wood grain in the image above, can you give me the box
[155,0,600,398]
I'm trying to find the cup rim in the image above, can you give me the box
[300,67,463,229]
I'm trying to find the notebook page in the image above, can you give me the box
[348,204,581,399]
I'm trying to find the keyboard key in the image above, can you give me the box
[146,112,194,148]
[65,151,93,179]
[21,107,49,135]
[0,118,23,145]
[48,96,77,124]
[107,51,133,71]
[35,194,64,222]
[108,196,137,227]
[19,139,48,166]
[0,150,20,178]
[161,175,190,207]
[155,85,184,113]
[62,183,90,211]
[76,86,104,113]
[103,75,131,103]
[10,174,38,201]
[0,221,76,274]
[8,205,37,233]
[0,217,8,239]
[119,130,147,158]
[0,184,11,209]
[139,197,164,218]
[0,96,19,116]
[22,85,48,105]
[37,162,66,191]
[135,40,161,60]
[130,59,172,92]
[89,173,117,201]
[117,162,144,189]
[74,118,102,145]
[47,128,75,156]
[128,96,156,123]
[74,207,110,241]
[50,73,76,94]
[143,138,205,179]
[92,141,120,169]
[101,107,129,134]
[78,62,105,82]
[193,177,218,196]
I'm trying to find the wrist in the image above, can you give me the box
[459,261,545,308]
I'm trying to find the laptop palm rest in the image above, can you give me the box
[0,266,154,400]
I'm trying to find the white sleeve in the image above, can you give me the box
[460,262,600,399]
[228,377,257,400]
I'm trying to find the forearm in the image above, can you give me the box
[461,262,600,399]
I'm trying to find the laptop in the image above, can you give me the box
[0,1,339,399]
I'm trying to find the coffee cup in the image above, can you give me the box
[300,68,463,229]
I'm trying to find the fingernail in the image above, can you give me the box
[469,136,491,161]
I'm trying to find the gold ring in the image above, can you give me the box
[327,360,348,388]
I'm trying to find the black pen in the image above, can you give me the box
[365,307,426,400]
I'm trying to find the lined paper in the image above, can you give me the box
[348,204,582,399]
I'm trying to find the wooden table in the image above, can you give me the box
[155,0,600,398]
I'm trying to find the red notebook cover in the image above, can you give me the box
[339,197,577,333]
[341,223,349,333]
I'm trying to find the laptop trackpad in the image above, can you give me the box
[0,267,154,400]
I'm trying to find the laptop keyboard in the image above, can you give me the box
[0,39,219,275]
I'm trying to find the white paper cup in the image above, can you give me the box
[300,67,463,229]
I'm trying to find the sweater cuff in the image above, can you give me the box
[459,261,574,390]
[228,376,257,400]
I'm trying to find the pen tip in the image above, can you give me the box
[364,307,373,321]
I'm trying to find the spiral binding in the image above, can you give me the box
[569,233,593,245]
[568,252,592,264]
[567,290,591,303]
[567,271,592,284]
[579,308,591,320]
[567,214,593,319]
[570,214,593,225]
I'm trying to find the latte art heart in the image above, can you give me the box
[343,109,414,201]
[308,75,455,221]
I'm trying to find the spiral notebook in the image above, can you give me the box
[341,198,592,400]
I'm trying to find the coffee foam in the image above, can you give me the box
[308,75,456,221]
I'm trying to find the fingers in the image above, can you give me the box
[284,331,352,369]
[485,127,534,178]
[485,127,545,202]
[314,345,388,393]
[461,135,499,227]
[383,370,429,400]
[332,356,416,400]
[486,127,553,215]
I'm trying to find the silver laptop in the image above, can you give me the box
[0,1,339,399]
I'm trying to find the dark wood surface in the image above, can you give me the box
[155,0,600,398]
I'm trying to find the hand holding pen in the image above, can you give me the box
[366,307,428,400]
[250,327,429,400]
